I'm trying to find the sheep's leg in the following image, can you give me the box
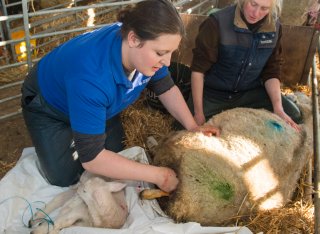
[29,189,76,228]
[48,197,91,233]
[30,196,91,234]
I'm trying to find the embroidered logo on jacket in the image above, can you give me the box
[260,39,273,44]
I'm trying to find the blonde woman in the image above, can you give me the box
[188,0,301,131]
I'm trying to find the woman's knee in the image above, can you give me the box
[40,158,84,187]
[33,133,84,186]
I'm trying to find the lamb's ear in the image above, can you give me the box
[108,182,127,193]
[91,183,126,203]
[92,188,104,205]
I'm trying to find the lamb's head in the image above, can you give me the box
[77,177,128,229]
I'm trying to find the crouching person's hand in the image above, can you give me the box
[193,124,220,137]
[156,167,179,193]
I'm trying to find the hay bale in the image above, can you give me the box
[151,94,313,226]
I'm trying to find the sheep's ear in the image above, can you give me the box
[108,182,127,193]
[92,188,104,204]
[92,183,126,201]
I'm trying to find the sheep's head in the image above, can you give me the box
[77,177,128,229]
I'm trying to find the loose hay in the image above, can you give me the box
[242,200,314,234]
[0,160,16,176]
[121,95,174,149]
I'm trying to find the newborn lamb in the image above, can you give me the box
[29,171,128,234]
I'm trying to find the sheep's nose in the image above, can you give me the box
[120,204,126,210]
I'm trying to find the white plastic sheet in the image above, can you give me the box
[0,146,252,234]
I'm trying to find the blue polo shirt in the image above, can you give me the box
[38,23,169,135]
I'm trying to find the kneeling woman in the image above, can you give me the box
[21,0,219,191]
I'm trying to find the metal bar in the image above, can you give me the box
[305,70,314,203]
[0,19,9,64]
[174,0,191,7]
[312,54,320,234]
[0,23,110,46]
[37,0,105,12]
[31,24,111,40]
[0,0,17,62]
[11,9,77,33]
[0,94,21,104]
[28,0,141,17]
[5,1,22,8]
[11,1,120,36]
[21,0,32,69]
[184,0,210,14]
[0,80,23,89]
[313,2,320,232]
[36,0,77,11]
[0,37,29,46]
[0,61,26,69]
[0,0,9,64]
[32,6,118,36]
[0,0,140,22]
[33,35,63,50]
[5,0,33,8]
[0,109,22,121]
[0,14,23,21]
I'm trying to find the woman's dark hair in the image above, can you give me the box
[117,0,185,41]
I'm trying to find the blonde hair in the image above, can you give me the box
[235,0,283,22]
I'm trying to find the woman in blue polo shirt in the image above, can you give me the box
[21,0,219,191]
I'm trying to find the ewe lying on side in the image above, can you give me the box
[29,171,128,234]
[152,93,313,226]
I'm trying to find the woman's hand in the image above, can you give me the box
[192,124,220,137]
[274,109,301,132]
[156,167,179,193]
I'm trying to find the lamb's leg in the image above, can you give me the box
[29,189,76,228]
[30,196,91,234]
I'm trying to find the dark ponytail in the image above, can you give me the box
[117,0,185,41]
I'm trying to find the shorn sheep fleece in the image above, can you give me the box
[152,93,313,226]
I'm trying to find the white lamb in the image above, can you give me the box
[29,171,128,234]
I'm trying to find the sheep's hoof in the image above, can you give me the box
[139,189,169,200]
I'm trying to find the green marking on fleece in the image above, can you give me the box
[198,165,234,201]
